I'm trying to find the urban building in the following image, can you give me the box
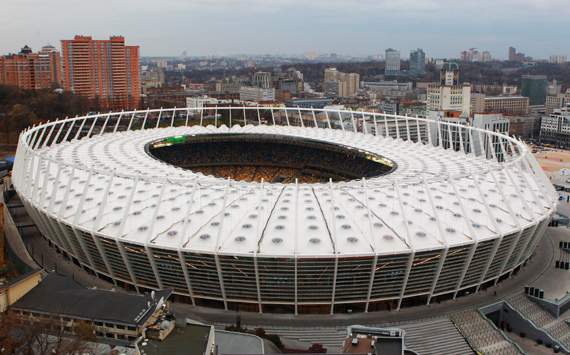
[323,68,360,98]
[277,68,304,96]
[427,62,471,117]
[409,49,426,75]
[140,67,165,93]
[507,115,541,139]
[361,81,413,98]
[215,77,243,94]
[508,47,528,62]
[252,71,271,89]
[61,35,140,110]
[239,86,275,102]
[385,49,401,75]
[471,113,510,157]
[471,95,530,116]
[546,89,570,114]
[0,45,62,90]
[549,55,568,64]
[540,107,570,148]
[11,273,174,345]
[285,98,333,109]
[460,48,492,62]
[521,75,547,106]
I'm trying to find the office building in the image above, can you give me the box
[409,48,426,75]
[472,95,530,116]
[471,113,510,157]
[0,45,62,90]
[323,68,359,97]
[361,81,413,98]
[546,89,570,114]
[61,35,140,110]
[540,107,570,148]
[427,62,471,117]
[253,71,272,89]
[239,86,275,102]
[385,49,401,75]
[521,75,547,106]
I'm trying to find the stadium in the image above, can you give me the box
[11,106,557,314]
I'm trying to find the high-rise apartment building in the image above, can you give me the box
[61,35,140,110]
[549,55,567,64]
[409,49,426,75]
[323,68,359,98]
[521,75,547,106]
[385,49,401,75]
[0,45,62,90]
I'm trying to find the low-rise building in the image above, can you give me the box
[11,273,174,346]
[239,86,275,102]
[540,107,570,148]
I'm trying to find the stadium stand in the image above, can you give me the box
[451,310,523,354]
[149,133,395,183]
[215,317,473,354]
[507,293,570,348]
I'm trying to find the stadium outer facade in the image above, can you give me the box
[12,107,557,314]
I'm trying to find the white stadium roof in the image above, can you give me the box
[18,121,555,258]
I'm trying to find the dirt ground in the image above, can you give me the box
[532,146,570,176]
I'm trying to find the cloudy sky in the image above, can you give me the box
[1,0,568,59]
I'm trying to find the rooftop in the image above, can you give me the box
[11,273,172,326]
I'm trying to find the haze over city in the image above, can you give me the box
[1,0,569,58]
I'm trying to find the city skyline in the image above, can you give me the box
[1,0,569,59]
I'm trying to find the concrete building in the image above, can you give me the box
[252,71,271,89]
[11,273,174,345]
[409,49,426,75]
[521,75,547,106]
[471,95,530,116]
[507,115,541,139]
[323,68,359,98]
[0,45,62,90]
[361,81,413,98]
[385,49,401,75]
[239,86,275,102]
[471,113,510,158]
[546,89,570,114]
[0,270,42,313]
[540,107,570,148]
[549,55,568,64]
[427,63,471,118]
[61,35,140,110]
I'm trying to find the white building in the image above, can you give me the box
[239,86,275,102]
[427,63,471,117]
[385,49,401,75]
[186,96,219,110]
[540,107,570,147]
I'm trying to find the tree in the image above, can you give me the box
[1,104,36,144]
[0,312,96,354]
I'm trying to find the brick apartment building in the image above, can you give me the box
[61,36,140,110]
[0,45,62,90]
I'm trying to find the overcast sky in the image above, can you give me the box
[1,0,568,59]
